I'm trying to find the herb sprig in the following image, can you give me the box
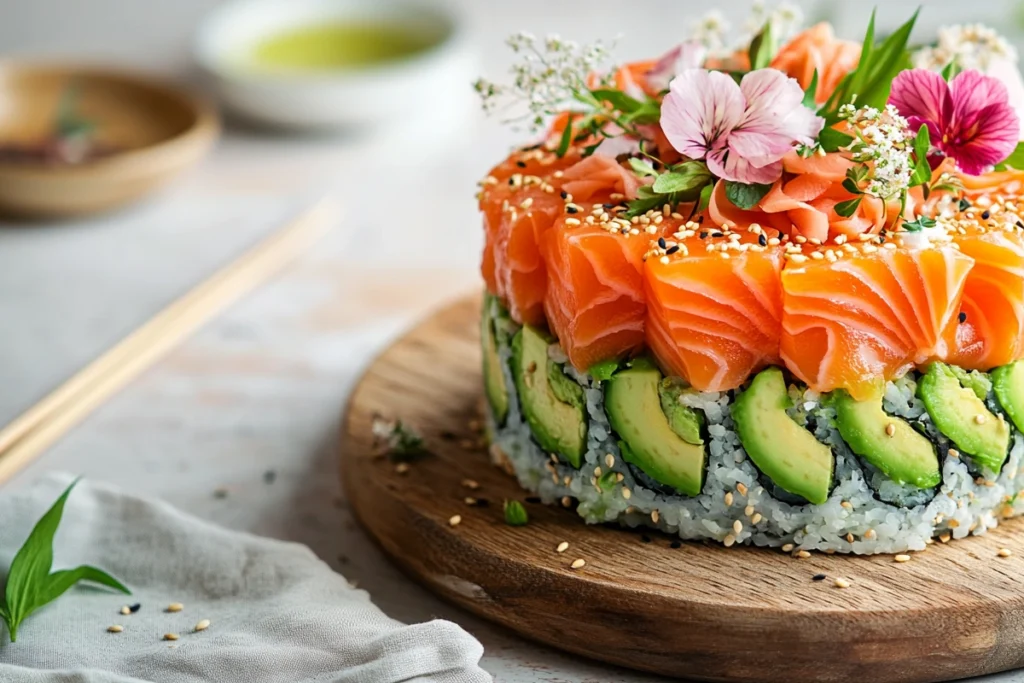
[1,480,130,642]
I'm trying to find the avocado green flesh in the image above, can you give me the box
[993,361,1024,432]
[919,362,1009,473]
[512,325,586,468]
[733,367,834,505]
[481,298,509,425]
[833,391,940,489]
[605,363,705,496]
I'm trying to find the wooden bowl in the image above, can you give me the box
[0,64,219,219]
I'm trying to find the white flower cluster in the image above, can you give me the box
[472,32,614,130]
[690,2,804,54]
[913,23,1017,71]
[840,104,916,200]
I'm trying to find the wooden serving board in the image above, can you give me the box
[340,294,1024,683]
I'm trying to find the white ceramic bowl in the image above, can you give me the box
[194,0,475,130]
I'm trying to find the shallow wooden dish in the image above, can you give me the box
[341,293,1024,683]
[0,63,219,219]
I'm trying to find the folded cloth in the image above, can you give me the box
[0,474,491,683]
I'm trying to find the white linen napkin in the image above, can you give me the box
[0,473,492,683]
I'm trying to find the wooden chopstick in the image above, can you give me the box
[0,197,341,484]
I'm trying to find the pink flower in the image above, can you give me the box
[646,42,707,92]
[888,68,1020,175]
[660,69,824,184]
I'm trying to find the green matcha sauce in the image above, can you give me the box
[247,21,438,71]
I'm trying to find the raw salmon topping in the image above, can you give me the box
[474,12,1024,396]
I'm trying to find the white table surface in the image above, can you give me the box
[4,0,1024,680]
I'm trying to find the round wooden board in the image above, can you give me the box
[340,293,1024,683]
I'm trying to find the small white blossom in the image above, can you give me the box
[913,23,1017,71]
[473,32,615,130]
[841,104,916,200]
[743,1,804,44]
[691,10,731,52]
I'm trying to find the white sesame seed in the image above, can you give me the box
[724,492,734,506]
[651,510,660,523]
[732,520,743,534]
[834,577,851,588]
[975,414,987,425]
[744,505,755,517]
[999,548,1013,557]
[164,633,180,641]
[604,454,615,468]
[395,463,410,474]
[781,543,794,553]
[108,625,124,633]
[751,513,763,524]
[894,554,911,563]
[448,515,462,527]
[556,541,569,553]
[723,534,736,547]
[885,423,896,437]
[622,487,631,499]
[194,619,211,632]
[167,603,184,613]
[462,478,479,490]
[570,558,586,570]
[796,550,811,559]
[120,606,131,616]
[736,483,748,496]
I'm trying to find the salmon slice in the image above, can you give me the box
[946,226,1024,368]
[644,233,785,392]
[781,246,975,400]
[540,207,665,371]
[478,148,580,324]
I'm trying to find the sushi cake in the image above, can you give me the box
[474,10,1024,554]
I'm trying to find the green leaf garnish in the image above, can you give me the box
[596,470,618,491]
[1,480,130,642]
[588,359,620,381]
[748,21,777,71]
[1000,141,1024,170]
[818,127,854,153]
[652,163,712,194]
[503,500,529,526]
[698,183,714,212]
[724,181,772,210]
[834,197,863,218]
[941,58,961,82]
[556,114,576,158]
[902,216,937,232]
[842,177,862,195]
[910,126,933,187]
[820,10,918,123]
[802,69,819,109]
[628,157,659,178]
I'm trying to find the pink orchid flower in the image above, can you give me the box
[660,69,824,185]
[646,42,708,93]
[888,68,1020,175]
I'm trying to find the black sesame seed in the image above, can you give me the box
[700,231,708,239]
[959,311,967,324]
[697,215,705,224]
[712,231,724,238]
[522,143,542,152]
[526,496,541,504]
[263,470,277,485]
[666,245,680,255]
[657,237,667,249]
[758,234,767,247]
[641,534,652,543]
[603,203,614,209]
[516,160,527,168]
[567,206,578,214]
[560,191,568,199]
[982,211,991,220]
[670,540,682,549]
[474,499,490,507]
[812,573,827,582]
[1017,220,1024,229]
[440,431,458,441]
[508,178,515,186]
[129,603,142,613]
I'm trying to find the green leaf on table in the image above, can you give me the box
[834,197,863,218]
[1,480,130,643]
[724,181,772,210]
[748,21,777,71]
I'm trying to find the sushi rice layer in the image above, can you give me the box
[483,296,1024,554]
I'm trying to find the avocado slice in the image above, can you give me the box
[732,367,833,505]
[481,295,509,425]
[512,324,587,467]
[605,358,706,496]
[833,391,941,489]
[919,362,1009,473]
[993,361,1024,433]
